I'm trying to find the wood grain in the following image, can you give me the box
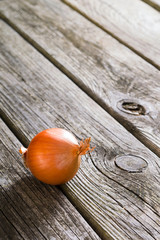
[0,119,100,240]
[0,20,160,240]
[0,0,159,156]
[63,0,160,69]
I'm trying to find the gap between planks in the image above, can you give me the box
[61,0,160,70]
[141,0,160,11]
[0,15,159,158]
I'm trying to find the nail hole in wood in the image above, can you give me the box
[115,155,148,173]
[117,100,146,115]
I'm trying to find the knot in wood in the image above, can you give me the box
[117,99,146,115]
[115,155,148,173]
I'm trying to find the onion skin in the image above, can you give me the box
[19,128,94,185]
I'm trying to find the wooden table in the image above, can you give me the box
[0,0,160,239]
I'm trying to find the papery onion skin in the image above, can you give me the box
[19,128,94,185]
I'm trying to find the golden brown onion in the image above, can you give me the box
[19,128,94,185]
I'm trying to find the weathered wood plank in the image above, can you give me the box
[0,212,21,240]
[0,20,160,240]
[0,119,100,240]
[63,0,160,69]
[141,0,160,11]
[0,0,159,156]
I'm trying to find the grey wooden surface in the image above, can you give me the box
[0,0,160,239]
[0,0,160,157]
[63,0,160,69]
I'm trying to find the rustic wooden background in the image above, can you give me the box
[0,0,160,239]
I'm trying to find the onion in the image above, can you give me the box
[19,128,94,185]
